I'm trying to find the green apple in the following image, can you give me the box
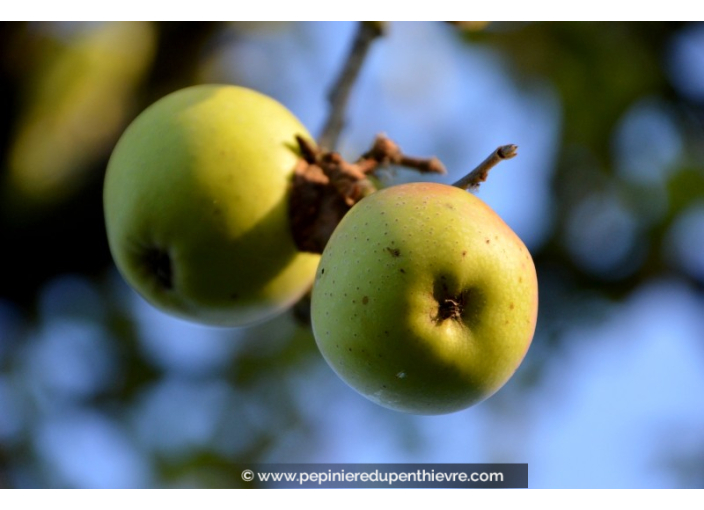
[311,182,538,414]
[104,84,320,326]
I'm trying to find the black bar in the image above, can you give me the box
[238,463,528,488]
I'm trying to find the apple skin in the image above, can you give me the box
[311,182,538,414]
[104,84,320,326]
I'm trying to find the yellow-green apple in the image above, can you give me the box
[311,182,538,414]
[104,84,320,326]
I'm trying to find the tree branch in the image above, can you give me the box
[318,21,385,151]
[359,134,446,175]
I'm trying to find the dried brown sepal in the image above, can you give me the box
[288,156,351,254]
[296,135,319,164]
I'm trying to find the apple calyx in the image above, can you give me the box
[288,134,446,254]
[142,246,173,291]
[436,293,466,323]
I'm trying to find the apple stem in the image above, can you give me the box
[318,21,386,151]
[452,144,518,191]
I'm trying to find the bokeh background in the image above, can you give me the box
[1,21,704,489]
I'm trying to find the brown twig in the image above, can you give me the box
[452,144,518,191]
[318,21,386,151]
[359,134,446,175]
